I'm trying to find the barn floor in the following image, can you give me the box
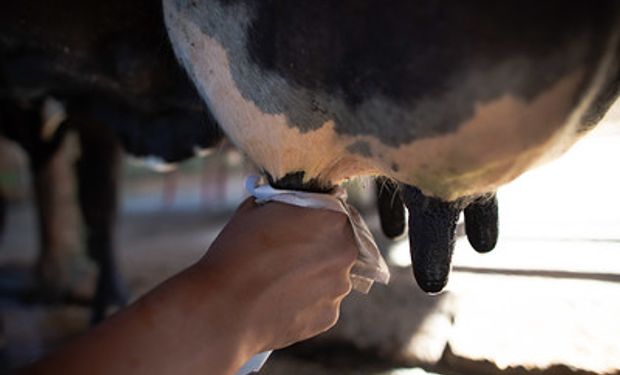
[0,106,619,375]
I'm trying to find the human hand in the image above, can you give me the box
[191,198,358,358]
[18,198,358,375]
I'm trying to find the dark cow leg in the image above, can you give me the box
[74,118,127,323]
[1,98,76,301]
[375,177,406,239]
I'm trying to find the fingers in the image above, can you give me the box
[235,196,258,212]
[298,281,350,341]
[203,195,359,355]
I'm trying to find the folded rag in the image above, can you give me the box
[246,175,390,291]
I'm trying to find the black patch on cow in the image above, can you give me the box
[346,140,372,158]
[0,0,203,112]
[391,163,400,173]
[266,171,335,193]
[190,0,619,146]
[65,96,223,163]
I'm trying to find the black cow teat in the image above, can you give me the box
[400,184,499,294]
[375,177,406,239]
[464,194,499,253]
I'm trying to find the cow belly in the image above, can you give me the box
[165,5,380,185]
[164,0,620,294]
[164,0,613,200]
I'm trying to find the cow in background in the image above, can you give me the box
[0,0,223,322]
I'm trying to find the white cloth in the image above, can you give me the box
[237,176,390,374]
[245,175,390,291]
[236,351,271,375]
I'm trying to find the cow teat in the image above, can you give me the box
[401,184,499,293]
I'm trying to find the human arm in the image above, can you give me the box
[20,199,358,375]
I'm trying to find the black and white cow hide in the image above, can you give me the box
[1,1,618,308]
[164,0,620,292]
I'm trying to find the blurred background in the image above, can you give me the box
[0,101,618,375]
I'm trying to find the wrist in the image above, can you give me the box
[175,264,259,371]
[136,266,255,374]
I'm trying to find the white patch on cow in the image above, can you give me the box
[129,156,177,173]
[41,97,67,141]
[193,146,212,158]
[164,0,619,200]
[164,1,381,185]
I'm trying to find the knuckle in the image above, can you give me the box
[319,210,349,231]
[335,277,353,297]
[324,274,352,300]
[319,305,340,332]
[344,241,358,262]
[334,242,358,268]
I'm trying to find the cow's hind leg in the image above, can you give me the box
[31,143,76,301]
[74,118,127,323]
[1,98,75,301]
